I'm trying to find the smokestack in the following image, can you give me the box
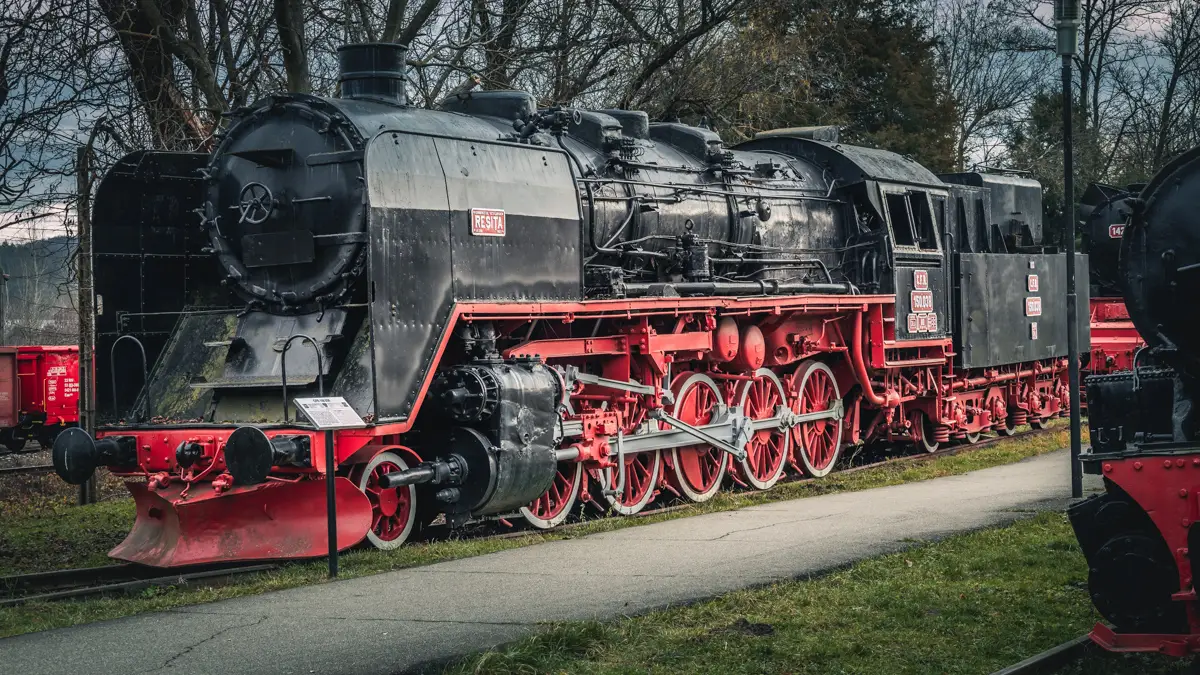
[337,43,408,106]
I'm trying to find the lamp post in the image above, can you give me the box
[1057,0,1083,499]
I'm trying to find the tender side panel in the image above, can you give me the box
[366,132,455,421]
[956,253,1091,368]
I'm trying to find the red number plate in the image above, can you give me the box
[1025,297,1042,317]
[910,290,934,313]
[913,270,929,290]
[1109,224,1125,239]
[1027,274,1039,292]
[906,312,938,334]
[1030,322,1038,340]
[470,208,506,237]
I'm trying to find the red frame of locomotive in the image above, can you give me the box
[96,291,1070,566]
[1085,457,1200,656]
[1086,297,1142,374]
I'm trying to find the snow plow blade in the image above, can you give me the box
[110,478,372,567]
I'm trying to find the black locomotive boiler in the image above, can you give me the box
[55,43,1085,566]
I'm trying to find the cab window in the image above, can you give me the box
[885,192,916,247]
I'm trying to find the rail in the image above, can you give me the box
[0,463,54,477]
[0,562,278,607]
[989,634,1094,675]
[279,333,325,422]
[449,425,1065,539]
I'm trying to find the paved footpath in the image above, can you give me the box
[1,450,1092,675]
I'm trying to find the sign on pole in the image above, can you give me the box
[293,397,367,430]
[292,395,365,579]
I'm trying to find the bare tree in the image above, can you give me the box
[1151,0,1200,167]
[0,0,121,210]
[929,0,1048,169]
[1000,0,1164,131]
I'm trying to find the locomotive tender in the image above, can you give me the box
[1070,147,1200,655]
[53,43,1087,566]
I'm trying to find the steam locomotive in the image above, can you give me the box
[1079,183,1144,384]
[1069,149,1200,655]
[53,43,1086,567]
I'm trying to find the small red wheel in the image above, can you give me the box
[520,460,583,529]
[355,451,418,550]
[910,411,939,453]
[789,360,843,477]
[735,368,790,490]
[997,414,1020,436]
[588,369,663,515]
[668,372,727,502]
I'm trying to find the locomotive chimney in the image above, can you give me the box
[337,43,408,106]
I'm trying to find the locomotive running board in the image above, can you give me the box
[110,478,372,567]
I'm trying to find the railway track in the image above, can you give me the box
[0,463,54,477]
[990,634,1094,675]
[0,562,279,607]
[0,425,1064,604]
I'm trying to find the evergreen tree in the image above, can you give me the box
[660,0,957,170]
[1007,90,1107,247]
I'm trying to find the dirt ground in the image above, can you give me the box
[0,447,127,517]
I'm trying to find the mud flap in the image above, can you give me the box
[110,478,372,567]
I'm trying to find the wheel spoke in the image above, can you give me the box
[523,462,580,526]
[790,364,842,476]
[733,370,789,488]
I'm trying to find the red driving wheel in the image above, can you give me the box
[789,360,843,477]
[668,372,728,502]
[735,368,790,490]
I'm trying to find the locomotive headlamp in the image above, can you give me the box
[1055,0,1081,56]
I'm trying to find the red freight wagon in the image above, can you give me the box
[0,346,79,452]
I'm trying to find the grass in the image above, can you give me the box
[0,422,1078,639]
[440,513,1195,675]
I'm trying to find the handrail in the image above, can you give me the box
[110,334,150,421]
[280,333,325,422]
